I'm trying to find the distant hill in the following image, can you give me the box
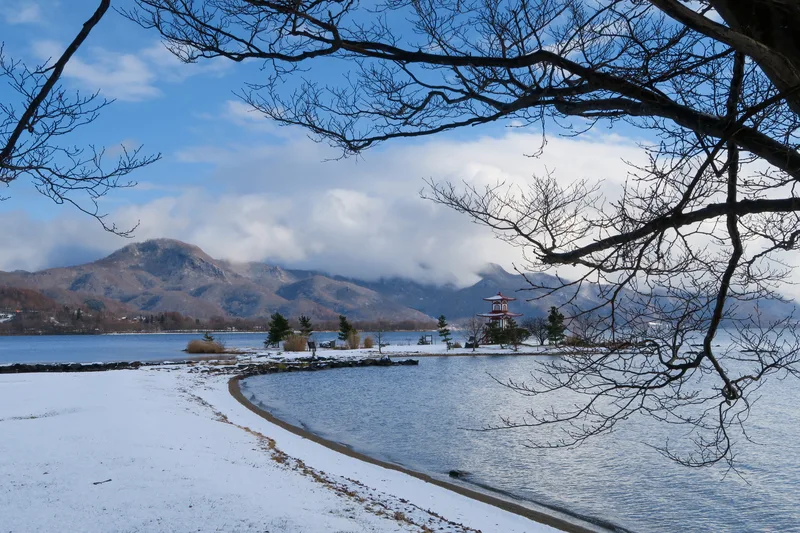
[0,287,61,312]
[0,240,436,321]
[0,238,794,323]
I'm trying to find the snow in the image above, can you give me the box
[0,364,561,533]
[242,342,578,362]
[483,294,516,301]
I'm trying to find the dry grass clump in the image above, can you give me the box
[452,341,462,349]
[363,336,375,349]
[185,339,225,354]
[346,330,361,349]
[283,334,308,352]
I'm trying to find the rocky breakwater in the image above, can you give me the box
[200,356,419,378]
[0,360,156,374]
[0,357,419,375]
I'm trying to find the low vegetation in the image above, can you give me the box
[283,334,308,352]
[346,330,360,350]
[363,336,374,349]
[185,339,225,354]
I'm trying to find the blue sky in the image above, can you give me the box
[0,0,649,285]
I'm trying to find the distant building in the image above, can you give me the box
[477,292,523,329]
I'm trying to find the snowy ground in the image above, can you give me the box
[245,342,579,362]
[0,364,561,533]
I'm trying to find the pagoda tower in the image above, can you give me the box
[477,292,523,329]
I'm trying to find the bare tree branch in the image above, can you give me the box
[128,0,800,467]
[1,1,159,235]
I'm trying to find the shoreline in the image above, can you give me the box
[229,374,604,533]
[385,350,571,357]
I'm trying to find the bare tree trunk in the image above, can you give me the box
[712,0,800,114]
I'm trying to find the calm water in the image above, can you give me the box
[0,330,436,365]
[243,356,800,533]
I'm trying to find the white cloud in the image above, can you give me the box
[30,41,229,102]
[223,100,271,127]
[0,130,650,288]
[2,1,41,24]
[4,127,800,299]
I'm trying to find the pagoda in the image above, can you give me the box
[477,291,523,329]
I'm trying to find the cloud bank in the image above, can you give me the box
[0,127,648,287]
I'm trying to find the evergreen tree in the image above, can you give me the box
[202,332,215,342]
[437,315,452,348]
[338,315,354,341]
[298,315,314,337]
[485,320,505,345]
[266,312,291,347]
[505,317,522,351]
[546,306,566,345]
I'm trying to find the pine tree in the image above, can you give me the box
[266,312,291,347]
[338,315,354,341]
[546,306,566,345]
[437,314,452,348]
[485,320,504,345]
[505,317,521,351]
[298,315,313,337]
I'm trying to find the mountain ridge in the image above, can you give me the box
[1,238,794,323]
[0,239,533,321]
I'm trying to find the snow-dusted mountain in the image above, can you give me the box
[0,239,794,322]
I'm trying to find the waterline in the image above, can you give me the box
[231,373,611,533]
[241,356,799,533]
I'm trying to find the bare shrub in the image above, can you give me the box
[363,336,374,349]
[346,330,360,350]
[283,334,308,352]
[452,341,462,349]
[185,339,224,354]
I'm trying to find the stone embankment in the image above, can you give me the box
[0,356,418,375]
[0,361,152,374]
[198,357,419,378]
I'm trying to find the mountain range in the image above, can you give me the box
[0,239,794,323]
[0,239,564,321]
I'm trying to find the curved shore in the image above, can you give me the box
[229,374,604,533]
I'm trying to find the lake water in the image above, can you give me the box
[2,333,797,532]
[243,355,800,533]
[0,330,436,365]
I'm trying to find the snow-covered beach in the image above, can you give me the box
[253,341,595,360]
[0,360,574,533]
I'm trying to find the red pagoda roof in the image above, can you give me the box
[483,291,516,302]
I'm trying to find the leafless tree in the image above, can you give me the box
[461,316,485,352]
[522,317,548,346]
[374,318,389,356]
[128,0,800,467]
[566,313,603,346]
[2,0,158,235]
